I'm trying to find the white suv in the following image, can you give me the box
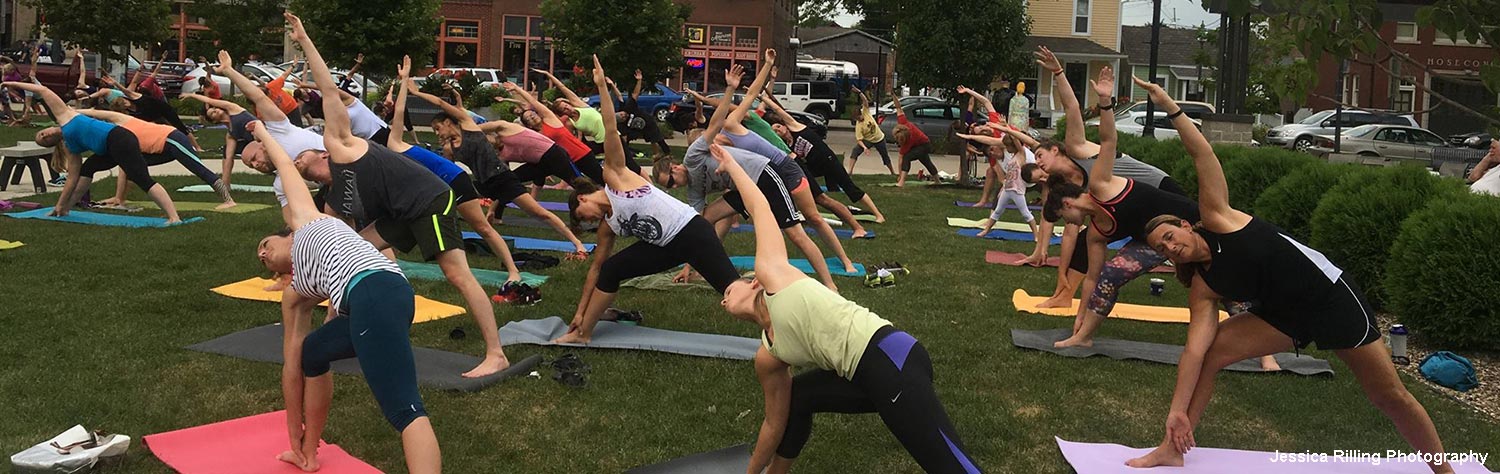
[435,68,507,88]
[770,81,840,120]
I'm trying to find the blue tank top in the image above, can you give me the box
[400,145,464,183]
[61,115,117,155]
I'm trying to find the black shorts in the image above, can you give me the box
[1068,228,1091,274]
[722,169,804,229]
[449,171,481,205]
[375,191,463,261]
[513,144,579,187]
[475,170,528,206]
[370,127,392,147]
[1253,277,1381,351]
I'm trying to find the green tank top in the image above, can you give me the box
[762,278,892,379]
[575,107,607,143]
[744,113,791,153]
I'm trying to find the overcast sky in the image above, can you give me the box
[832,0,1220,29]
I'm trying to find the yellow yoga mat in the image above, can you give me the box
[0,239,23,250]
[947,217,1063,236]
[1011,289,1227,324]
[211,278,466,323]
[131,201,275,214]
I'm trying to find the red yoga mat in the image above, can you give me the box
[985,250,1174,273]
[145,411,382,474]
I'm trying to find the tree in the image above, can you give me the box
[891,0,1030,94]
[1195,17,1318,117]
[539,0,691,90]
[194,0,286,62]
[287,0,438,76]
[797,0,842,28]
[23,0,172,60]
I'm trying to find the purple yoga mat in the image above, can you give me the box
[955,200,1042,211]
[507,201,569,212]
[1056,438,1494,474]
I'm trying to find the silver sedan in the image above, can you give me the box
[1308,124,1451,165]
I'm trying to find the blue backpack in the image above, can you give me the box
[1419,351,1478,392]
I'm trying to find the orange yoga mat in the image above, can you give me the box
[211,277,465,323]
[985,250,1173,273]
[1011,289,1227,324]
[145,411,381,474]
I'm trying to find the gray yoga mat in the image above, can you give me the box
[1010,328,1334,376]
[626,444,751,474]
[186,324,543,391]
[498,317,760,360]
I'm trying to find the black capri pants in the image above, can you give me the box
[595,215,738,294]
[900,142,940,176]
[778,326,983,473]
[80,128,158,191]
[514,145,581,188]
[803,154,866,202]
[143,130,220,186]
[301,270,427,432]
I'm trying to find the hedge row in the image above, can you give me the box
[1067,127,1496,349]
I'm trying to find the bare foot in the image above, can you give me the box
[1053,337,1093,349]
[277,450,319,472]
[874,215,886,224]
[165,218,183,225]
[824,281,839,293]
[851,229,869,239]
[462,354,511,378]
[976,230,991,238]
[1037,295,1073,308]
[553,330,591,345]
[1125,444,1183,468]
[971,201,990,208]
[1259,356,1282,372]
[215,201,238,210]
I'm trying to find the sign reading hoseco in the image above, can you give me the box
[1425,58,1497,69]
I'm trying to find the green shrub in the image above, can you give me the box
[1219,148,1316,214]
[1309,166,1465,308]
[170,96,252,119]
[1253,161,1363,242]
[1384,192,1500,350]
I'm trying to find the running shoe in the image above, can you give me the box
[47,173,66,187]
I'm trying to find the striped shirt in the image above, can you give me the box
[291,217,403,312]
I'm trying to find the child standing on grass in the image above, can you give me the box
[967,132,1037,238]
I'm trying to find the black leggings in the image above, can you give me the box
[514,145,580,187]
[595,216,738,293]
[900,143,940,175]
[572,155,606,186]
[143,130,220,186]
[131,96,192,134]
[851,140,893,168]
[300,270,427,432]
[778,327,982,473]
[803,154,866,202]
[80,128,157,191]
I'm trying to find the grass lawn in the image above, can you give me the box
[1,126,1496,473]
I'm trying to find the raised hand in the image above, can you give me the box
[1131,76,1170,104]
[590,54,606,86]
[956,85,970,95]
[283,11,306,41]
[633,69,643,81]
[764,48,777,65]
[724,64,745,91]
[1034,46,1062,74]
[1090,66,1114,98]
[354,52,364,64]
[216,50,234,74]
[397,55,410,79]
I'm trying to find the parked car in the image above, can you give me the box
[664,92,827,138]
[870,95,942,117]
[279,59,377,96]
[1266,109,1418,151]
[1087,100,1215,126]
[1448,131,1493,149]
[769,80,840,120]
[585,83,684,123]
[7,50,140,98]
[1307,124,1451,166]
[877,102,963,144]
[430,67,506,89]
[1112,111,1201,139]
[179,64,233,97]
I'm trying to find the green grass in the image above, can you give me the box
[1,128,1496,473]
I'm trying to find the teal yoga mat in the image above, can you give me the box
[6,208,204,228]
[178,184,277,193]
[729,256,866,277]
[396,260,548,287]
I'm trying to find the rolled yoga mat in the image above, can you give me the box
[728,223,874,239]
[0,239,22,250]
[1054,437,1494,473]
[1012,289,1226,324]
[498,317,760,360]
[985,250,1173,273]
[956,200,1041,210]
[1011,328,1334,376]
[5,207,204,228]
[396,260,548,287]
[186,324,543,392]
[729,256,867,277]
[821,212,878,223]
[626,444,751,474]
[210,277,466,323]
[947,217,1063,235]
[177,183,277,193]
[461,231,596,253]
[146,411,380,474]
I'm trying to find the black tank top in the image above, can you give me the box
[1090,178,1201,241]
[1196,217,1345,311]
[326,141,450,222]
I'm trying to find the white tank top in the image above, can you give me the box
[604,183,696,247]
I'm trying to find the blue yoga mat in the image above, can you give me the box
[956,228,1127,249]
[461,231,596,253]
[178,184,277,193]
[729,224,874,240]
[6,208,204,228]
[506,201,569,212]
[729,256,866,277]
[956,200,1042,211]
[396,260,548,287]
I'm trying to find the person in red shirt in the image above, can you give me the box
[892,89,940,187]
[262,64,304,127]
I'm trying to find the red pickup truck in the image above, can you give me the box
[4,51,187,98]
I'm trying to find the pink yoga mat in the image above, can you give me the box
[1057,438,1493,473]
[986,250,1173,273]
[145,411,382,474]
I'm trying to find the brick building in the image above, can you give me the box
[435,0,794,92]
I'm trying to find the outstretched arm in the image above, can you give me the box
[536,68,586,107]
[1089,67,1118,193]
[252,120,321,227]
[700,65,746,143]
[76,109,133,123]
[955,132,1005,147]
[758,90,804,133]
[726,49,776,127]
[182,92,245,114]
[388,56,413,149]
[1036,47,1087,151]
[1133,76,1240,229]
[631,69,644,100]
[285,11,361,153]
[1159,279,1224,456]
[73,50,88,90]
[408,82,479,132]
[504,81,563,126]
[3,81,72,122]
[215,50,287,122]
[590,55,638,189]
[956,85,995,114]
[747,348,792,474]
[998,125,1039,149]
[708,143,802,290]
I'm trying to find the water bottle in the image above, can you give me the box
[1389,324,1409,365]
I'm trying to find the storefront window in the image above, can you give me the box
[504,16,527,36]
[436,19,480,68]
[707,58,733,91]
[530,17,546,39]
[735,27,759,49]
[709,26,734,48]
[503,40,526,82]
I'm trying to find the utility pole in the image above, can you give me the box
[1143,0,1162,138]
